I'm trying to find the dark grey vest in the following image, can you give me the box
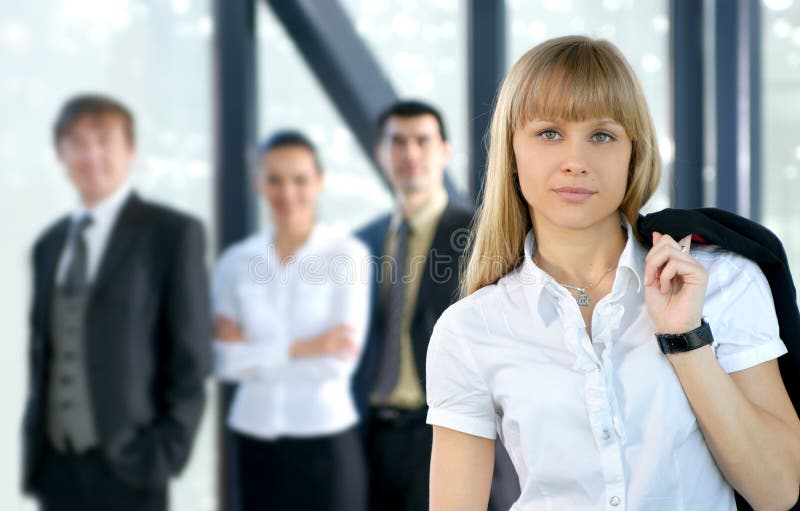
[46,285,98,452]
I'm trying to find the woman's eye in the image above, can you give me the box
[592,132,614,143]
[539,130,560,140]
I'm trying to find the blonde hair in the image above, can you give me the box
[461,35,661,298]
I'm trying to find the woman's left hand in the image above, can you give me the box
[644,232,709,335]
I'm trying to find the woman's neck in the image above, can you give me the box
[273,217,315,261]
[532,213,627,288]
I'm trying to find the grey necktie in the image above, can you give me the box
[62,215,93,296]
[373,219,412,401]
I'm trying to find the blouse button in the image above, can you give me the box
[609,496,621,506]
[602,429,611,441]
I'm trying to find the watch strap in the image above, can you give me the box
[656,319,714,354]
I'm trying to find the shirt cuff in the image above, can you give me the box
[715,338,788,373]
[426,407,497,440]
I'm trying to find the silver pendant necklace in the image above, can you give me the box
[534,258,616,307]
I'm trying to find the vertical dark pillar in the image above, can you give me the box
[467,0,506,206]
[213,1,258,510]
[715,0,762,218]
[669,0,705,209]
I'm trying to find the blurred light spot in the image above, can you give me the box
[659,136,674,166]
[653,15,669,34]
[2,21,29,50]
[785,165,799,180]
[198,15,212,37]
[792,27,800,45]
[355,17,373,36]
[642,54,662,73]
[773,19,792,38]
[170,0,191,15]
[703,165,716,182]
[603,0,622,11]
[763,0,793,10]
[795,144,800,160]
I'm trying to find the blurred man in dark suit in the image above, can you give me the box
[355,100,519,511]
[22,94,211,511]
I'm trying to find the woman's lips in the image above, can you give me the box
[553,187,596,203]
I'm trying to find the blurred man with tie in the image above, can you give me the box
[355,100,519,510]
[22,94,211,511]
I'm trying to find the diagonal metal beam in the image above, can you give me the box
[263,0,461,198]
[264,0,395,189]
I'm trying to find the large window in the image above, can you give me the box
[0,1,216,509]
[506,0,671,213]
[762,1,800,288]
[256,2,394,230]
[340,0,469,194]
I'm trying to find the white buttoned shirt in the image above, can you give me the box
[212,223,371,440]
[426,220,788,511]
[56,181,132,285]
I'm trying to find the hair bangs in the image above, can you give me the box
[510,41,640,140]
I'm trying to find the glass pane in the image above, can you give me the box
[0,1,216,509]
[506,0,671,213]
[340,0,469,194]
[256,2,394,230]
[762,0,800,289]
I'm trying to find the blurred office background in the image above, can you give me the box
[1,0,798,509]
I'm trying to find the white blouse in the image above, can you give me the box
[426,220,788,511]
[212,223,371,440]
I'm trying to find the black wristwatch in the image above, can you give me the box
[656,319,714,354]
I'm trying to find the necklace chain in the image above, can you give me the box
[533,257,616,307]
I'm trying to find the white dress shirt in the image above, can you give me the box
[426,219,788,511]
[56,181,133,285]
[212,223,371,440]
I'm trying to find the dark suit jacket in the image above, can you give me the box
[638,207,800,511]
[353,198,474,418]
[23,192,212,493]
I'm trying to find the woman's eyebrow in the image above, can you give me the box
[594,119,623,128]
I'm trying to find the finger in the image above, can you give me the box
[659,260,679,294]
[652,231,662,246]
[678,234,692,254]
[653,232,680,250]
[645,244,684,286]
[645,236,696,273]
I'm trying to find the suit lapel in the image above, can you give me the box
[90,193,146,300]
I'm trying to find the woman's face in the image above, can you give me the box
[258,145,322,227]
[512,117,632,232]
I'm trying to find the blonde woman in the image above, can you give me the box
[426,36,800,510]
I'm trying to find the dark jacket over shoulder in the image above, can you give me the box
[23,193,212,492]
[353,198,474,417]
[638,207,800,511]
